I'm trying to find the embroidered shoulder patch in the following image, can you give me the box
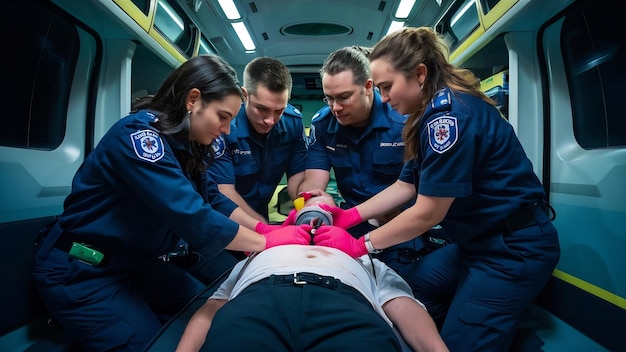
[427,116,458,154]
[130,130,164,162]
[211,135,226,159]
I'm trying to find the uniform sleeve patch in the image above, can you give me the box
[130,129,164,162]
[427,116,458,154]
[211,135,226,158]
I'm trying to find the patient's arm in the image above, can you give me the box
[176,299,227,352]
[383,296,449,352]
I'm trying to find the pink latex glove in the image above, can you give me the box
[297,191,313,201]
[254,209,299,234]
[281,208,298,226]
[313,225,367,257]
[317,204,363,229]
[263,225,312,249]
[255,222,281,234]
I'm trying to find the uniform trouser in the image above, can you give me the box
[441,220,560,351]
[204,277,402,352]
[33,246,206,352]
[377,241,462,329]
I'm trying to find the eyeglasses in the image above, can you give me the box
[322,93,354,106]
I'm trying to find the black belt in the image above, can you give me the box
[268,273,347,291]
[498,201,553,233]
[374,247,422,264]
[259,273,369,306]
[374,234,449,264]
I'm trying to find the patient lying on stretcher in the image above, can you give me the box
[176,195,448,352]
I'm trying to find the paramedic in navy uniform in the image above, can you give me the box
[32,55,311,352]
[208,57,307,222]
[297,46,408,234]
[296,46,460,328]
[312,27,561,352]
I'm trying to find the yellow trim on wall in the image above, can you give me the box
[147,27,187,64]
[449,26,485,63]
[449,0,520,63]
[553,269,626,310]
[112,0,154,32]
[478,0,519,30]
[112,0,186,64]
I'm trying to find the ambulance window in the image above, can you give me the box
[562,0,626,148]
[435,0,480,51]
[0,1,82,150]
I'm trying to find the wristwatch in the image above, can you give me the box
[364,232,382,254]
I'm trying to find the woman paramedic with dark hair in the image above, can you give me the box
[311,27,561,351]
[33,55,311,352]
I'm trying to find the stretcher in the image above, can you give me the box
[145,270,413,351]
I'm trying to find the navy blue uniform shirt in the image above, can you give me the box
[411,88,545,242]
[209,103,307,218]
[55,110,239,258]
[306,91,409,208]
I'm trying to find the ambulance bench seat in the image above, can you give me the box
[0,216,80,351]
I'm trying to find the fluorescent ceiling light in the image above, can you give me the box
[395,0,416,18]
[386,20,405,36]
[231,22,256,51]
[218,0,241,20]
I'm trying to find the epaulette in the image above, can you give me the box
[283,104,303,118]
[310,105,333,123]
[428,88,452,115]
[136,109,160,123]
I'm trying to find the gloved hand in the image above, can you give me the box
[281,208,298,226]
[254,209,299,234]
[313,225,367,257]
[297,191,313,201]
[255,222,281,234]
[263,225,312,249]
[317,204,363,229]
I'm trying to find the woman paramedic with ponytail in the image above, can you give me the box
[33,55,311,352]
